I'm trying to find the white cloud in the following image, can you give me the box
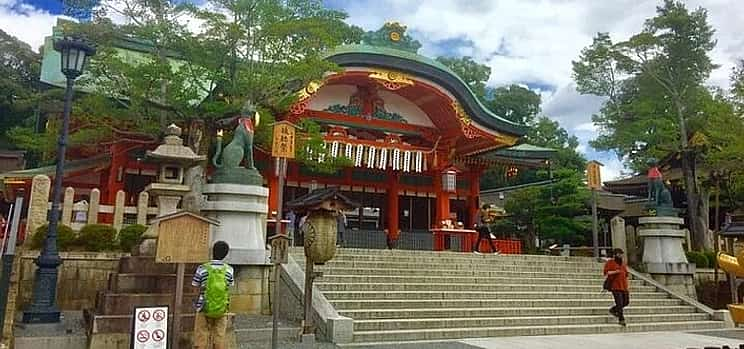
[339,0,744,177]
[0,0,63,51]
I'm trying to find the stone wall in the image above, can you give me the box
[17,252,127,311]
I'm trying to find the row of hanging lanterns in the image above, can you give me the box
[310,141,427,172]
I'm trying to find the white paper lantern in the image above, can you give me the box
[367,146,376,168]
[415,151,423,172]
[355,144,364,167]
[345,142,353,159]
[379,148,388,169]
[403,151,411,172]
[331,141,339,157]
[392,148,401,170]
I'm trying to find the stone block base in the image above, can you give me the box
[231,265,271,314]
[650,273,697,299]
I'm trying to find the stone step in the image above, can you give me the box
[326,254,604,267]
[310,267,607,279]
[301,261,603,273]
[117,256,199,274]
[292,248,598,263]
[330,298,682,310]
[95,292,197,315]
[338,305,701,320]
[349,321,725,343]
[320,290,666,300]
[316,275,649,287]
[315,278,656,293]
[353,313,712,331]
[108,273,194,293]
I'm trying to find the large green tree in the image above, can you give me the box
[0,30,41,150]
[7,0,360,173]
[573,0,718,249]
[503,170,591,251]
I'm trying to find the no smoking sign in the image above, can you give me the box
[131,306,169,349]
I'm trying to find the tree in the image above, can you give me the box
[527,117,586,172]
[503,170,591,251]
[0,29,41,149]
[436,56,490,99]
[573,0,718,250]
[733,60,744,112]
[8,0,361,173]
[486,85,542,125]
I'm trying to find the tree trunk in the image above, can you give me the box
[682,151,706,250]
[699,186,713,250]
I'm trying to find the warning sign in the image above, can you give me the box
[132,306,168,349]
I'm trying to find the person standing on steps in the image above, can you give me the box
[472,204,500,255]
[603,248,629,326]
[192,241,235,349]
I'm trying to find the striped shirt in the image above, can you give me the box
[191,260,235,311]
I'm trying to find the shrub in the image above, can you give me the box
[118,224,147,252]
[702,250,717,269]
[30,224,76,250]
[686,251,709,268]
[78,224,117,251]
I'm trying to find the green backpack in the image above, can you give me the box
[202,263,230,318]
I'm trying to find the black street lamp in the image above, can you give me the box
[23,36,95,324]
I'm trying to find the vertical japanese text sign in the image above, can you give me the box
[586,160,603,190]
[272,122,296,159]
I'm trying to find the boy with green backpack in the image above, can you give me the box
[192,241,234,349]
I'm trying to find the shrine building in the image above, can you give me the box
[1,21,555,250]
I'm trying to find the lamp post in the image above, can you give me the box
[23,36,95,324]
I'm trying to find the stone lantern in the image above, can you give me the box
[286,187,359,264]
[139,124,206,254]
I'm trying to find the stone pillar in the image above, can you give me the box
[26,175,51,238]
[610,216,626,253]
[113,190,125,231]
[626,225,639,265]
[88,188,100,224]
[61,187,74,227]
[638,216,697,298]
[136,192,149,225]
[202,184,269,265]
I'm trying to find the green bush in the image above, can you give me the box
[702,250,718,269]
[78,224,117,251]
[686,251,709,268]
[118,224,147,252]
[30,224,76,250]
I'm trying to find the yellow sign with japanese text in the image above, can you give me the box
[272,122,296,159]
[586,161,602,190]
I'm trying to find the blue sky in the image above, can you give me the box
[2,0,743,180]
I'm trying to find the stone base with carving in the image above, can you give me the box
[638,216,697,298]
[202,183,269,265]
[211,167,264,186]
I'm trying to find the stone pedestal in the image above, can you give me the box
[638,216,697,297]
[202,183,269,265]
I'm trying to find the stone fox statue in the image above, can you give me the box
[213,103,260,170]
[647,159,664,205]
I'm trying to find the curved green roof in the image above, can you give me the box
[323,44,527,137]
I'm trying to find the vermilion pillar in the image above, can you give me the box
[267,159,280,215]
[468,168,483,252]
[387,171,400,243]
[433,172,450,251]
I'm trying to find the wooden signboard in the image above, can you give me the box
[272,122,296,159]
[154,211,218,264]
[586,160,603,190]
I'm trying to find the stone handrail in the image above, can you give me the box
[628,267,731,324]
[278,254,353,343]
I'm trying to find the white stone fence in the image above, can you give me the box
[26,174,158,237]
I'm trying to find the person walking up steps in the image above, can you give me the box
[193,241,235,349]
[603,248,629,326]
[473,204,499,254]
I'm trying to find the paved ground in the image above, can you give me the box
[325,330,744,349]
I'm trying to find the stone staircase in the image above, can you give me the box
[294,248,725,345]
